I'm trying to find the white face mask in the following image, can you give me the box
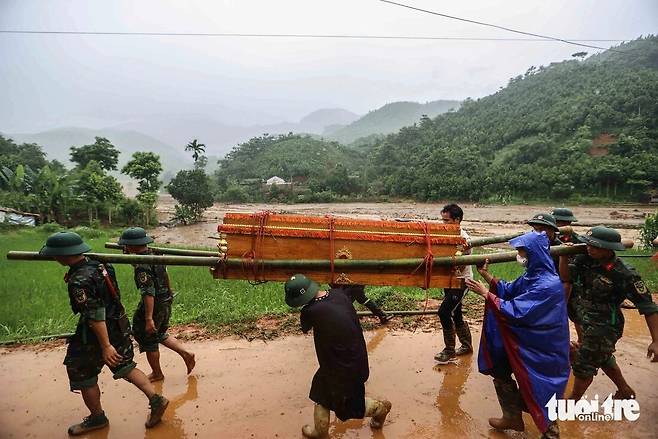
[516,254,528,267]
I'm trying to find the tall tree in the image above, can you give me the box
[185,139,206,163]
[74,161,123,224]
[166,169,213,223]
[122,152,163,225]
[122,152,162,193]
[0,136,49,171]
[70,137,120,171]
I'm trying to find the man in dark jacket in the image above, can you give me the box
[285,275,392,438]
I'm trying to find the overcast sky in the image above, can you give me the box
[1,0,657,133]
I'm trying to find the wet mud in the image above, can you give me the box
[152,196,650,248]
[1,309,656,438]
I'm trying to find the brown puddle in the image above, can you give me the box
[1,309,657,438]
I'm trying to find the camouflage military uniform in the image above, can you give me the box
[63,258,136,390]
[568,254,658,378]
[132,251,174,352]
[557,231,582,324]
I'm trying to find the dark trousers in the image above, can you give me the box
[439,288,467,328]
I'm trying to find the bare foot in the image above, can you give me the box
[148,372,165,382]
[613,386,636,399]
[184,353,196,375]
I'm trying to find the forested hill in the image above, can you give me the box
[328,100,460,145]
[367,36,658,202]
[214,134,367,202]
[213,37,657,204]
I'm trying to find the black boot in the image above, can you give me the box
[489,377,525,432]
[364,300,392,324]
[455,323,473,355]
[434,323,456,363]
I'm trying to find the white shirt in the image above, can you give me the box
[455,227,473,280]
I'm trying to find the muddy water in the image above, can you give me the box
[1,310,656,438]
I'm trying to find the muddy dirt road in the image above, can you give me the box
[2,310,656,438]
[152,196,654,248]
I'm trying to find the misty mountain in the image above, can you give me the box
[327,100,461,145]
[5,101,463,167]
[298,108,360,133]
[109,108,360,157]
[6,127,192,175]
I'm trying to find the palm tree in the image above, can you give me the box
[185,139,206,163]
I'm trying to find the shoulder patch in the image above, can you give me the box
[138,270,151,286]
[634,280,649,295]
[135,270,153,288]
[73,287,87,304]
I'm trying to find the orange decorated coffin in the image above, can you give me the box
[214,212,466,288]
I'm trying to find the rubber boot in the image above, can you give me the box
[489,378,525,432]
[541,421,560,439]
[365,397,392,429]
[68,412,109,436]
[455,323,473,356]
[302,404,330,438]
[434,324,456,363]
[364,300,392,324]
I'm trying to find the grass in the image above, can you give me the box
[1,225,656,342]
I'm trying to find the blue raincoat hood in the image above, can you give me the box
[509,230,556,278]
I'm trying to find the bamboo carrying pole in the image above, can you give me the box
[6,243,592,269]
[104,242,221,257]
[6,251,223,266]
[2,242,641,345]
[467,226,573,248]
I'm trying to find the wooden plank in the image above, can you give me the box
[224,236,461,260]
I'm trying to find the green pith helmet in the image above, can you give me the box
[578,226,626,251]
[39,231,91,256]
[551,208,577,223]
[527,213,559,232]
[118,227,154,246]
[284,274,320,307]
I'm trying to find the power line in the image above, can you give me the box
[378,0,625,52]
[0,29,629,43]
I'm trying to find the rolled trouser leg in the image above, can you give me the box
[302,404,330,438]
[455,323,472,355]
[365,397,392,429]
[489,377,525,431]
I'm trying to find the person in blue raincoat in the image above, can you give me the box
[465,231,569,439]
